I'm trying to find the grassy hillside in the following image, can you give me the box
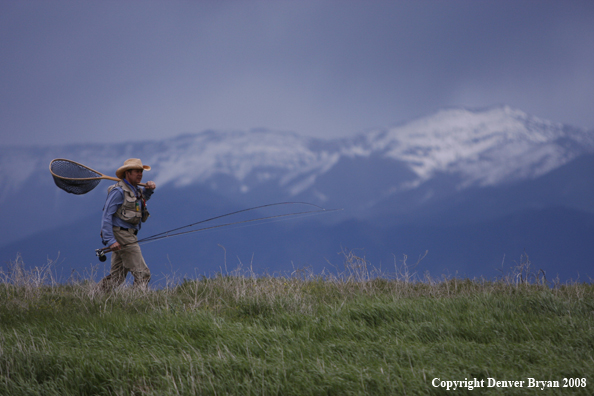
[1,253,593,395]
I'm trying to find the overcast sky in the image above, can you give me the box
[1,0,593,147]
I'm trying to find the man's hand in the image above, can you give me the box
[110,241,121,251]
[145,181,156,190]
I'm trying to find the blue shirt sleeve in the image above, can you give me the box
[101,187,124,246]
[142,186,154,201]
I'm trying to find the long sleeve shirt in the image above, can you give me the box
[100,183,154,246]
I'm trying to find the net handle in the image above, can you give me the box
[49,158,146,186]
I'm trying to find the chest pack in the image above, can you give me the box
[107,181,150,225]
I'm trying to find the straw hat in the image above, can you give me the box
[116,158,151,179]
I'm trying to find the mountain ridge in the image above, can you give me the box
[1,105,593,282]
[2,105,592,207]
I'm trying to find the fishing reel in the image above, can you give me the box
[95,248,108,262]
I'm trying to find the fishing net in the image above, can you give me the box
[50,159,103,195]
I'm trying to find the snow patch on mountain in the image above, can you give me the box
[362,106,584,187]
[151,130,334,188]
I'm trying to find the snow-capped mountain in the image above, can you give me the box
[3,105,591,207]
[129,106,594,198]
[363,106,593,186]
[1,105,593,281]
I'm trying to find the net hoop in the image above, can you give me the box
[49,158,144,195]
[49,158,108,181]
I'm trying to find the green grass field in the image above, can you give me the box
[1,253,593,395]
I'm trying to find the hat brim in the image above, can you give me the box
[116,165,151,179]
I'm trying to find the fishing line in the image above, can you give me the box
[95,202,341,261]
[140,207,336,243]
[140,202,326,242]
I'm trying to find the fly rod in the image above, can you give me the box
[95,202,341,261]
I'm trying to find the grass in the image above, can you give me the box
[1,251,593,395]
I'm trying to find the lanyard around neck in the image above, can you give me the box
[123,179,141,198]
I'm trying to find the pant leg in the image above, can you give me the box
[98,248,129,292]
[99,227,151,291]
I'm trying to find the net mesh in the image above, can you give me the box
[50,159,103,195]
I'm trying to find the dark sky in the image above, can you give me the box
[1,0,593,146]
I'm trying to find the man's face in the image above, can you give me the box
[126,169,143,186]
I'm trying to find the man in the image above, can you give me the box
[98,158,156,291]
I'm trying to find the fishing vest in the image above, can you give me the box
[107,180,150,225]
